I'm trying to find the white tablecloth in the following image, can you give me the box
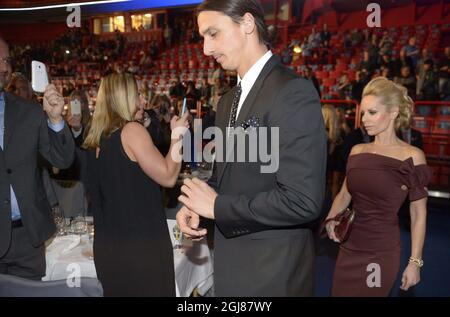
[43,221,213,297]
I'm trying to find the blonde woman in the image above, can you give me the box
[83,73,189,296]
[322,104,342,198]
[325,77,431,296]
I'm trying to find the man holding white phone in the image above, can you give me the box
[0,37,75,280]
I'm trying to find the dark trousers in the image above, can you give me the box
[0,225,46,281]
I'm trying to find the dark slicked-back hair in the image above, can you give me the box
[197,0,271,48]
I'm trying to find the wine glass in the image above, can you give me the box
[70,216,87,235]
[52,205,66,236]
[87,223,95,242]
[172,224,183,250]
[180,164,192,180]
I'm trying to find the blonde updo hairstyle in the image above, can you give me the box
[362,77,413,130]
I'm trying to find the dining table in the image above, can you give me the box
[43,218,213,297]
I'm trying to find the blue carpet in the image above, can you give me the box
[314,199,450,297]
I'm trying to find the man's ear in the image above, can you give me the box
[242,12,256,35]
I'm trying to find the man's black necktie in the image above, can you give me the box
[228,82,242,128]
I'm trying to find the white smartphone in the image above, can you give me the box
[181,98,187,116]
[31,60,49,93]
[70,99,81,115]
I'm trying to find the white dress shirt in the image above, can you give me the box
[236,50,273,118]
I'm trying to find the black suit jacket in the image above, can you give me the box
[0,93,75,257]
[209,55,327,296]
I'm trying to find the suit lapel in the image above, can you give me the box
[3,93,21,151]
[234,55,280,127]
[216,55,281,187]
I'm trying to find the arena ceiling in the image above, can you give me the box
[0,0,201,23]
[330,0,448,12]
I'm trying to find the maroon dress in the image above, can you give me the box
[331,153,431,297]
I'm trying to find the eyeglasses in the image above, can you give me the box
[0,57,12,66]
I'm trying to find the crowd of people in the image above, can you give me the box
[282,25,449,103]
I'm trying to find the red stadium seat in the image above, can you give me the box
[329,70,342,79]
[335,64,347,72]
[188,59,198,69]
[432,116,450,135]
[168,61,177,70]
[413,116,433,134]
[322,78,336,87]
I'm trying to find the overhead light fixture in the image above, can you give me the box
[293,44,302,54]
[0,0,130,11]
[144,14,152,17]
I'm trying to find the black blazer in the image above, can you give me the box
[0,93,75,257]
[209,55,327,296]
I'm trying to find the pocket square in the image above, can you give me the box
[240,115,260,130]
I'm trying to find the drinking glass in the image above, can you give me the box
[172,224,183,249]
[52,205,66,236]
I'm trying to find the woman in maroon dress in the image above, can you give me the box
[325,77,431,296]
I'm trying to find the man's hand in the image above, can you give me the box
[178,177,217,219]
[176,205,207,241]
[43,84,64,125]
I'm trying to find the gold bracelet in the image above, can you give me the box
[409,257,424,268]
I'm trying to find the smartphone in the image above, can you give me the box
[70,99,81,116]
[181,98,187,116]
[31,60,49,93]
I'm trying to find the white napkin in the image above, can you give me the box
[61,235,81,254]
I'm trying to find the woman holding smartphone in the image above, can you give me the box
[49,90,91,182]
[66,90,91,146]
[83,72,189,296]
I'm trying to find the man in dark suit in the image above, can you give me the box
[176,0,326,296]
[0,37,75,280]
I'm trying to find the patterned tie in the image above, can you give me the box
[228,82,242,128]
